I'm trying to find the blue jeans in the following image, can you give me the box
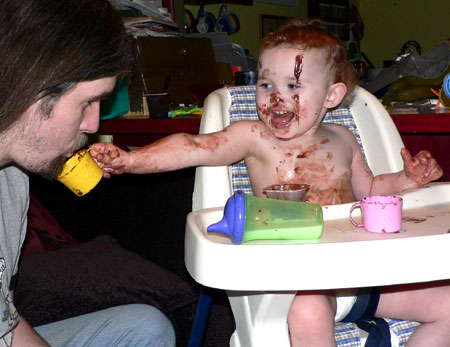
[35,304,175,347]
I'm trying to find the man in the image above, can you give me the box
[0,0,175,345]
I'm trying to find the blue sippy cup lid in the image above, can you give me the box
[207,191,246,244]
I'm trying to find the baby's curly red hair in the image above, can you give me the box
[260,18,359,100]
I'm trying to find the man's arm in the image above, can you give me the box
[12,315,49,347]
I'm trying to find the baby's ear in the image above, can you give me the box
[324,82,347,108]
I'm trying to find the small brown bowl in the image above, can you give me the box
[263,184,310,202]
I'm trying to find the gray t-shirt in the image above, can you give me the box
[0,165,29,344]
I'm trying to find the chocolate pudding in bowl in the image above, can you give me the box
[263,183,310,202]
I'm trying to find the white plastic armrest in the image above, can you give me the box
[192,88,234,211]
[350,87,405,175]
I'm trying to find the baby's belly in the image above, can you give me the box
[307,185,356,205]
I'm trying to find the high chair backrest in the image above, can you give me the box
[192,85,404,211]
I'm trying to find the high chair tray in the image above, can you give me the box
[185,183,450,291]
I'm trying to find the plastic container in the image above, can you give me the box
[207,191,323,244]
[100,78,129,120]
[263,183,310,202]
[440,73,450,108]
[57,148,103,197]
[145,93,169,119]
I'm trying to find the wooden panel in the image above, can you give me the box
[135,36,221,106]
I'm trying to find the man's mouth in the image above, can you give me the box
[271,110,295,129]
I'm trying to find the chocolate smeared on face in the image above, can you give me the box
[270,92,283,106]
[294,54,303,83]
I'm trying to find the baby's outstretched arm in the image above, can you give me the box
[369,148,443,196]
[90,133,200,177]
[90,122,256,178]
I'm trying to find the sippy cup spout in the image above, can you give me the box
[207,191,246,244]
[206,219,229,236]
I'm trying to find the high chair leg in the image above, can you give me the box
[188,287,213,347]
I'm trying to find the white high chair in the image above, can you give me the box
[185,85,450,346]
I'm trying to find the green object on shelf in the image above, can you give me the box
[170,107,202,119]
[100,78,130,120]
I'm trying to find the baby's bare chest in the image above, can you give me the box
[266,141,350,179]
[248,140,355,203]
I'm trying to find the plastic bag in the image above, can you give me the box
[365,41,450,94]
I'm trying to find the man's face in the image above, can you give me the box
[256,46,332,140]
[10,77,117,179]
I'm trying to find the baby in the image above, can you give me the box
[93,19,448,347]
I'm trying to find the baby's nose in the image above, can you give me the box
[270,93,282,104]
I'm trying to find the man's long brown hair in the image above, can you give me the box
[0,0,133,132]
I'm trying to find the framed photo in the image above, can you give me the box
[260,15,292,40]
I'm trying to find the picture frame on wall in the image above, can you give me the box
[260,15,292,40]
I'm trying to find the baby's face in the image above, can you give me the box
[256,46,332,140]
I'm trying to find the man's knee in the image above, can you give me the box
[110,304,176,346]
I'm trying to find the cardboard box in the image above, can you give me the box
[132,36,222,112]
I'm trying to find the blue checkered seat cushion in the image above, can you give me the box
[224,85,419,347]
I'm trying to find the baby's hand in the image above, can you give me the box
[401,148,443,186]
[89,143,129,178]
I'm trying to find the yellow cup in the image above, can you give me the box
[57,148,103,196]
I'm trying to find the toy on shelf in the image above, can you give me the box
[195,2,216,33]
[431,73,450,110]
[214,5,240,35]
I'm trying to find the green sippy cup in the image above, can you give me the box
[207,191,323,244]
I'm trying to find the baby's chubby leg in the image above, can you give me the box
[288,290,337,347]
[376,280,450,347]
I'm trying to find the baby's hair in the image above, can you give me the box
[260,18,359,101]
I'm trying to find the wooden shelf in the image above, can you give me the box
[99,117,201,148]
[100,117,201,134]
[390,112,450,133]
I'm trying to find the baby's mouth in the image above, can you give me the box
[271,110,295,129]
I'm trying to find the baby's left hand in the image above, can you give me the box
[401,148,443,185]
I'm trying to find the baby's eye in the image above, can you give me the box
[288,83,301,89]
[258,82,272,89]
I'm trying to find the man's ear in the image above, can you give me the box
[324,82,347,108]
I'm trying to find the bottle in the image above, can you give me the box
[346,23,359,62]
[207,191,323,244]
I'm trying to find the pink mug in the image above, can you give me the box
[349,195,403,233]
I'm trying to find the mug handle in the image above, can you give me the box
[349,202,364,227]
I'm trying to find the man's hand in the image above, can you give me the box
[12,316,49,346]
[401,148,443,185]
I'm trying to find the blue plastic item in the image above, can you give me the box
[444,73,450,99]
[207,190,246,244]
[188,288,212,347]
